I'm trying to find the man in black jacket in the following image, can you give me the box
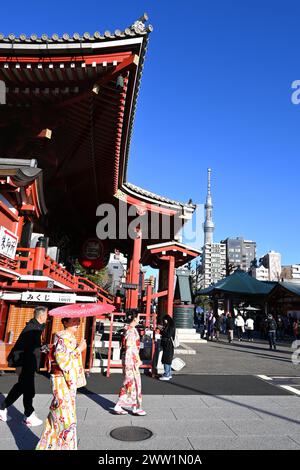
[226,313,234,343]
[267,314,277,351]
[0,306,48,426]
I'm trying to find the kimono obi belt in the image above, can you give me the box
[50,362,64,377]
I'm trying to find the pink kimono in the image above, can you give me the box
[117,325,142,409]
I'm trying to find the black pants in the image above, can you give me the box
[246,329,253,340]
[237,327,244,340]
[268,331,276,350]
[1,367,35,417]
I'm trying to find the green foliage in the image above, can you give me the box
[74,259,112,290]
[195,295,211,311]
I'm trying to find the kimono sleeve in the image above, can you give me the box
[53,335,81,373]
[124,328,140,363]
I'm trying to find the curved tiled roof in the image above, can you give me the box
[0,13,153,44]
[123,182,197,211]
[0,14,153,190]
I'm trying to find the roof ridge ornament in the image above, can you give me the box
[130,13,151,34]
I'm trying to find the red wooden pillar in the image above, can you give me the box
[167,255,175,317]
[16,216,24,242]
[125,257,133,310]
[130,228,142,309]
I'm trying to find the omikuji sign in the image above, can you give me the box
[0,226,18,260]
[21,292,77,303]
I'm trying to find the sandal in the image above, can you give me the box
[132,409,147,416]
[111,406,128,415]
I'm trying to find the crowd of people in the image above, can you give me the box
[195,308,300,348]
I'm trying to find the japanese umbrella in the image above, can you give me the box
[49,302,115,318]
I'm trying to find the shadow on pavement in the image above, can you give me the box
[0,393,39,450]
[79,387,115,411]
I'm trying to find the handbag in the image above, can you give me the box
[171,331,180,348]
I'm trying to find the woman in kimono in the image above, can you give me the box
[36,317,87,450]
[113,311,146,416]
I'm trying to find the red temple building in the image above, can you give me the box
[0,14,199,370]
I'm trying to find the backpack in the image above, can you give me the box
[172,330,180,348]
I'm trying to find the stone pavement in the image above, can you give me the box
[0,338,300,451]
[0,393,300,450]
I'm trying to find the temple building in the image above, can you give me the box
[0,14,199,369]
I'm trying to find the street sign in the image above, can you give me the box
[21,292,77,304]
[121,283,139,290]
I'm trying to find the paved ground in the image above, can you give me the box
[0,338,299,451]
[182,335,300,376]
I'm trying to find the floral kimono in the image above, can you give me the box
[117,325,142,409]
[36,330,86,450]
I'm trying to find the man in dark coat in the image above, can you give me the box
[159,314,176,381]
[226,313,234,343]
[267,314,277,351]
[0,306,48,426]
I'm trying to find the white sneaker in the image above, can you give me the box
[159,376,171,381]
[0,408,7,422]
[23,412,43,427]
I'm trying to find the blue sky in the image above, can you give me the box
[1,0,300,265]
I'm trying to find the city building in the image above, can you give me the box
[201,243,227,288]
[144,275,157,292]
[259,251,282,281]
[107,251,127,295]
[251,264,270,281]
[281,264,300,283]
[221,237,256,274]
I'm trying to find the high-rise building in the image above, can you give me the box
[260,251,282,281]
[201,243,227,288]
[221,237,256,274]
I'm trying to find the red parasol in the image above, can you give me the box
[49,302,115,318]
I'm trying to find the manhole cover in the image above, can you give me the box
[110,426,153,442]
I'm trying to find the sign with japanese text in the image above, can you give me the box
[21,292,77,304]
[0,226,18,260]
[121,283,139,290]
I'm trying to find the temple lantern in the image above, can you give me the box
[78,238,109,270]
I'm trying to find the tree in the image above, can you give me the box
[74,259,112,291]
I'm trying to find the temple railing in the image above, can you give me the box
[6,248,114,302]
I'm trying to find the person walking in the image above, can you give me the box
[235,314,245,341]
[36,317,87,450]
[226,313,234,343]
[0,306,48,425]
[266,314,277,351]
[159,314,176,381]
[277,315,284,341]
[207,311,215,341]
[113,311,146,416]
[222,314,227,334]
[214,315,221,342]
[245,316,255,342]
[293,319,299,340]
